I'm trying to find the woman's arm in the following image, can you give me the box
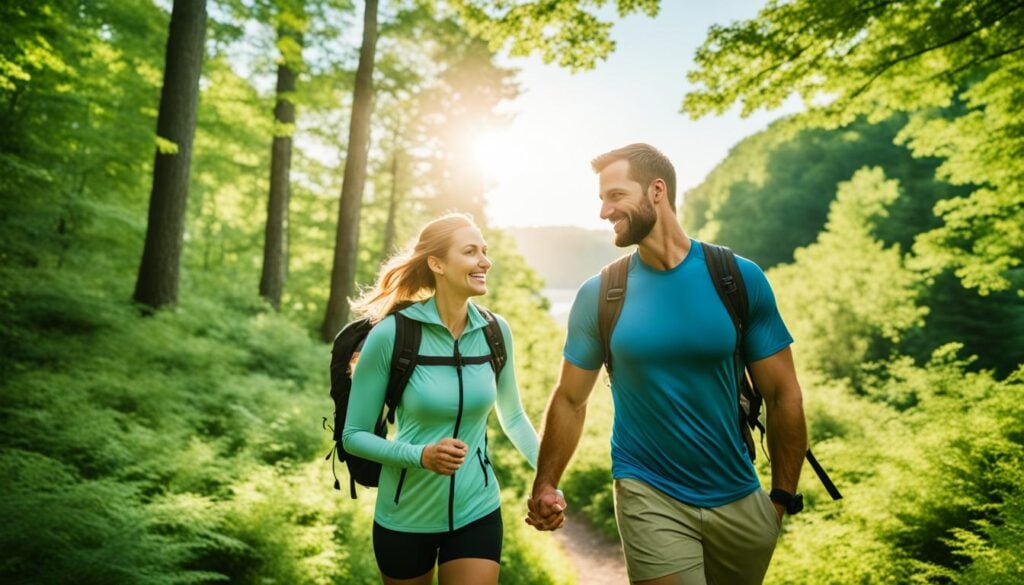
[492,316,540,468]
[341,317,425,469]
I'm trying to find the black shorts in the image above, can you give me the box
[372,507,503,579]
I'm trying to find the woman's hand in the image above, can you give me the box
[421,438,468,475]
[526,485,567,531]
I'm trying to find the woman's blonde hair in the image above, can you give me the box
[351,213,478,322]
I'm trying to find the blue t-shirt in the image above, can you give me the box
[564,240,793,507]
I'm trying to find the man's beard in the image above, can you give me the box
[615,191,657,247]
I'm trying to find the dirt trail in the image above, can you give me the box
[552,514,630,585]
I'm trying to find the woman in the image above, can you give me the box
[342,213,539,585]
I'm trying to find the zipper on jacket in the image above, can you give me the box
[448,338,465,532]
[476,447,489,487]
[394,468,408,504]
[484,429,491,466]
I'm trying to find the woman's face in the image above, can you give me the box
[432,225,491,298]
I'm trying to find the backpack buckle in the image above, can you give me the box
[721,275,737,294]
[606,287,624,301]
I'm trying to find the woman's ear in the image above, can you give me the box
[427,255,444,276]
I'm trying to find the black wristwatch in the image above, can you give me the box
[769,489,804,515]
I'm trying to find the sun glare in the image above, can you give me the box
[468,125,606,229]
[471,129,513,180]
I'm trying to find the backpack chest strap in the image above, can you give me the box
[416,355,492,367]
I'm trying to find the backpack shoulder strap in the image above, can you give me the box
[598,253,632,374]
[473,305,507,382]
[701,242,748,333]
[385,312,421,424]
[702,243,843,500]
[703,242,762,458]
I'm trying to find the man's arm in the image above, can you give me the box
[748,346,807,519]
[526,359,601,531]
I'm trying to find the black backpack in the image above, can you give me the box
[598,243,842,500]
[324,304,507,498]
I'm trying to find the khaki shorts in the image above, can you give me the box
[614,478,780,584]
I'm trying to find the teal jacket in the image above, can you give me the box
[342,298,539,532]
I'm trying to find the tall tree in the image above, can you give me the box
[259,3,306,310]
[683,0,1024,295]
[381,125,402,258]
[133,0,208,309]
[321,0,379,339]
[320,0,664,339]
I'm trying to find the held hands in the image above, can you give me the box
[421,438,467,475]
[526,485,567,531]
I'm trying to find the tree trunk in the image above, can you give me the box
[382,140,400,257]
[133,0,207,310]
[321,0,379,340]
[259,48,299,310]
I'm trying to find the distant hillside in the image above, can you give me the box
[507,226,628,289]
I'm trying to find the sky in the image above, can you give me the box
[477,1,802,230]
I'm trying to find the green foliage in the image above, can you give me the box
[769,168,926,385]
[186,56,273,276]
[499,493,576,585]
[684,0,1024,294]
[559,465,618,539]
[194,464,373,585]
[683,113,1024,377]
[0,0,164,272]
[949,458,1024,584]
[902,70,1024,294]
[682,115,965,268]
[769,351,1024,584]
[0,265,382,582]
[900,269,1024,378]
[1,249,578,583]
[0,449,213,585]
[449,0,660,72]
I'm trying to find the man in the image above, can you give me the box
[526,144,807,585]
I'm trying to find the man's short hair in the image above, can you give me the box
[591,143,677,210]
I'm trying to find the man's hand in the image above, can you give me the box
[528,361,597,531]
[772,501,785,524]
[421,438,467,475]
[526,485,567,531]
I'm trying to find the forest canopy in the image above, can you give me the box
[684,0,1024,295]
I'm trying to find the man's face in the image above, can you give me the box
[598,159,657,247]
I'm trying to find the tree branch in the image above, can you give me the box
[846,0,1024,100]
[746,0,899,93]
[852,0,902,17]
[932,42,1024,82]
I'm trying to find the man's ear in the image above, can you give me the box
[650,178,667,204]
